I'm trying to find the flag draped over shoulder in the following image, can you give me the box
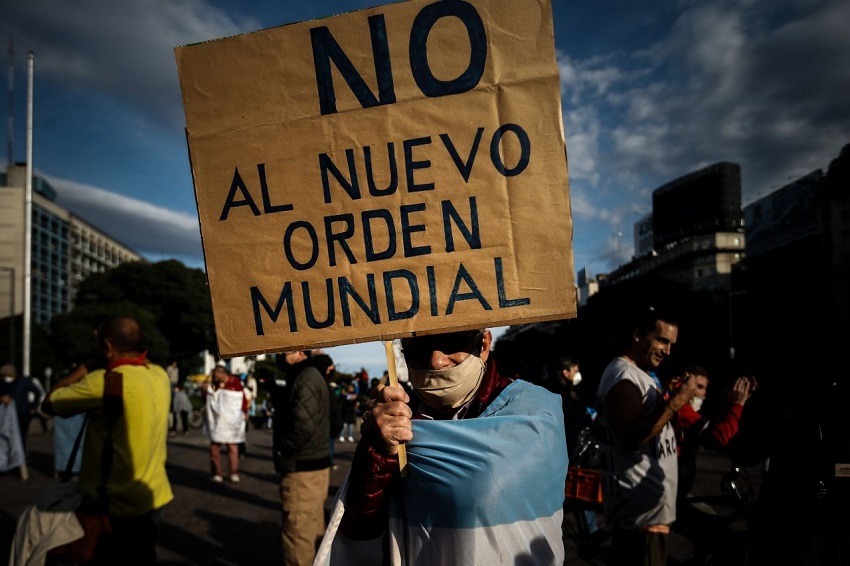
[205,388,246,444]
[315,380,568,566]
[0,403,25,472]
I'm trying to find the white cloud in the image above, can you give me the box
[567,0,850,203]
[46,174,204,263]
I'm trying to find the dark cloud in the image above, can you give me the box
[563,0,849,272]
[1,0,257,134]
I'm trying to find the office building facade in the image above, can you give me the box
[0,164,141,327]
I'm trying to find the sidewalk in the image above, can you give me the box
[1,424,757,565]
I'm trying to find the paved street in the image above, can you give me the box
[1,422,759,565]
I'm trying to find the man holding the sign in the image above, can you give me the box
[175,0,575,560]
[316,328,567,564]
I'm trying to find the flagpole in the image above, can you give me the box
[6,40,14,166]
[23,51,33,377]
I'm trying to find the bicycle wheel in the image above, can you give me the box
[188,410,205,429]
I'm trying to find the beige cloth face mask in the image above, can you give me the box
[408,354,486,412]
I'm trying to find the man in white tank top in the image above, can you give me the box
[596,307,697,566]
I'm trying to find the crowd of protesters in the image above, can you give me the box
[2,306,849,566]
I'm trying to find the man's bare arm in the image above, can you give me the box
[606,376,696,450]
[41,363,89,416]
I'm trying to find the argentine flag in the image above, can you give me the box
[316,380,567,565]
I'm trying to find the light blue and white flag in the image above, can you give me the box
[315,380,567,566]
[0,402,26,472]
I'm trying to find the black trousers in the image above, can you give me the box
[170,410,189,432]
[93,509,160,565]
[610,528,667,566]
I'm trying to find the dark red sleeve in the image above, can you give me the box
[710,403,744,447]
[223,377,250,412]
[677,404,703,431]
[339,435,400,540]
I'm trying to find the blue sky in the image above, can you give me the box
[2,0,848,376]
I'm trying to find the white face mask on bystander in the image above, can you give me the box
[408,355,486,412]
[689,395,705,412]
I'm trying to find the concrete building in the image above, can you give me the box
[605,162,745,293]
[497,147,849,386]
[576,267,602,308]
[497,162,747,374]
[817,146,850,326]
[634,213,654,258]
[0,164,141,327]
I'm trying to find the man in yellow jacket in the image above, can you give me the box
[43,316,173,564]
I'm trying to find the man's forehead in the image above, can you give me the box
[653,320,678,337]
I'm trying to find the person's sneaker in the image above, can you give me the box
[229,474,240,483]
[338,436,345,442]
[347,436,355,442]
[211,475,224,483]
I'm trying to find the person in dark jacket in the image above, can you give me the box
[309,353,343,468]
[264,350,331,566]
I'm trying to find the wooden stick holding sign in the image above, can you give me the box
[383,340,409,477]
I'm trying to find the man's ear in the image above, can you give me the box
[101,338,115,358]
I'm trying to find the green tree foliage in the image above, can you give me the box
[50,302,168,365]
[56,260,214,365]
[0,314,56,377]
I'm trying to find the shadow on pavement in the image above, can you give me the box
[158,511,283,565]
[164,462,280,512]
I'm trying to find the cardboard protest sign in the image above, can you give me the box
[175,0,575,357]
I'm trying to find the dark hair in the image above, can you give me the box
[558,356,579,371]
[683,364,709,379]
[309,353,334,376]
[634,306,678,336]
[98,316,146,353]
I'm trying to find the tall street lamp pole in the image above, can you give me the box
[0,266,14,364]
